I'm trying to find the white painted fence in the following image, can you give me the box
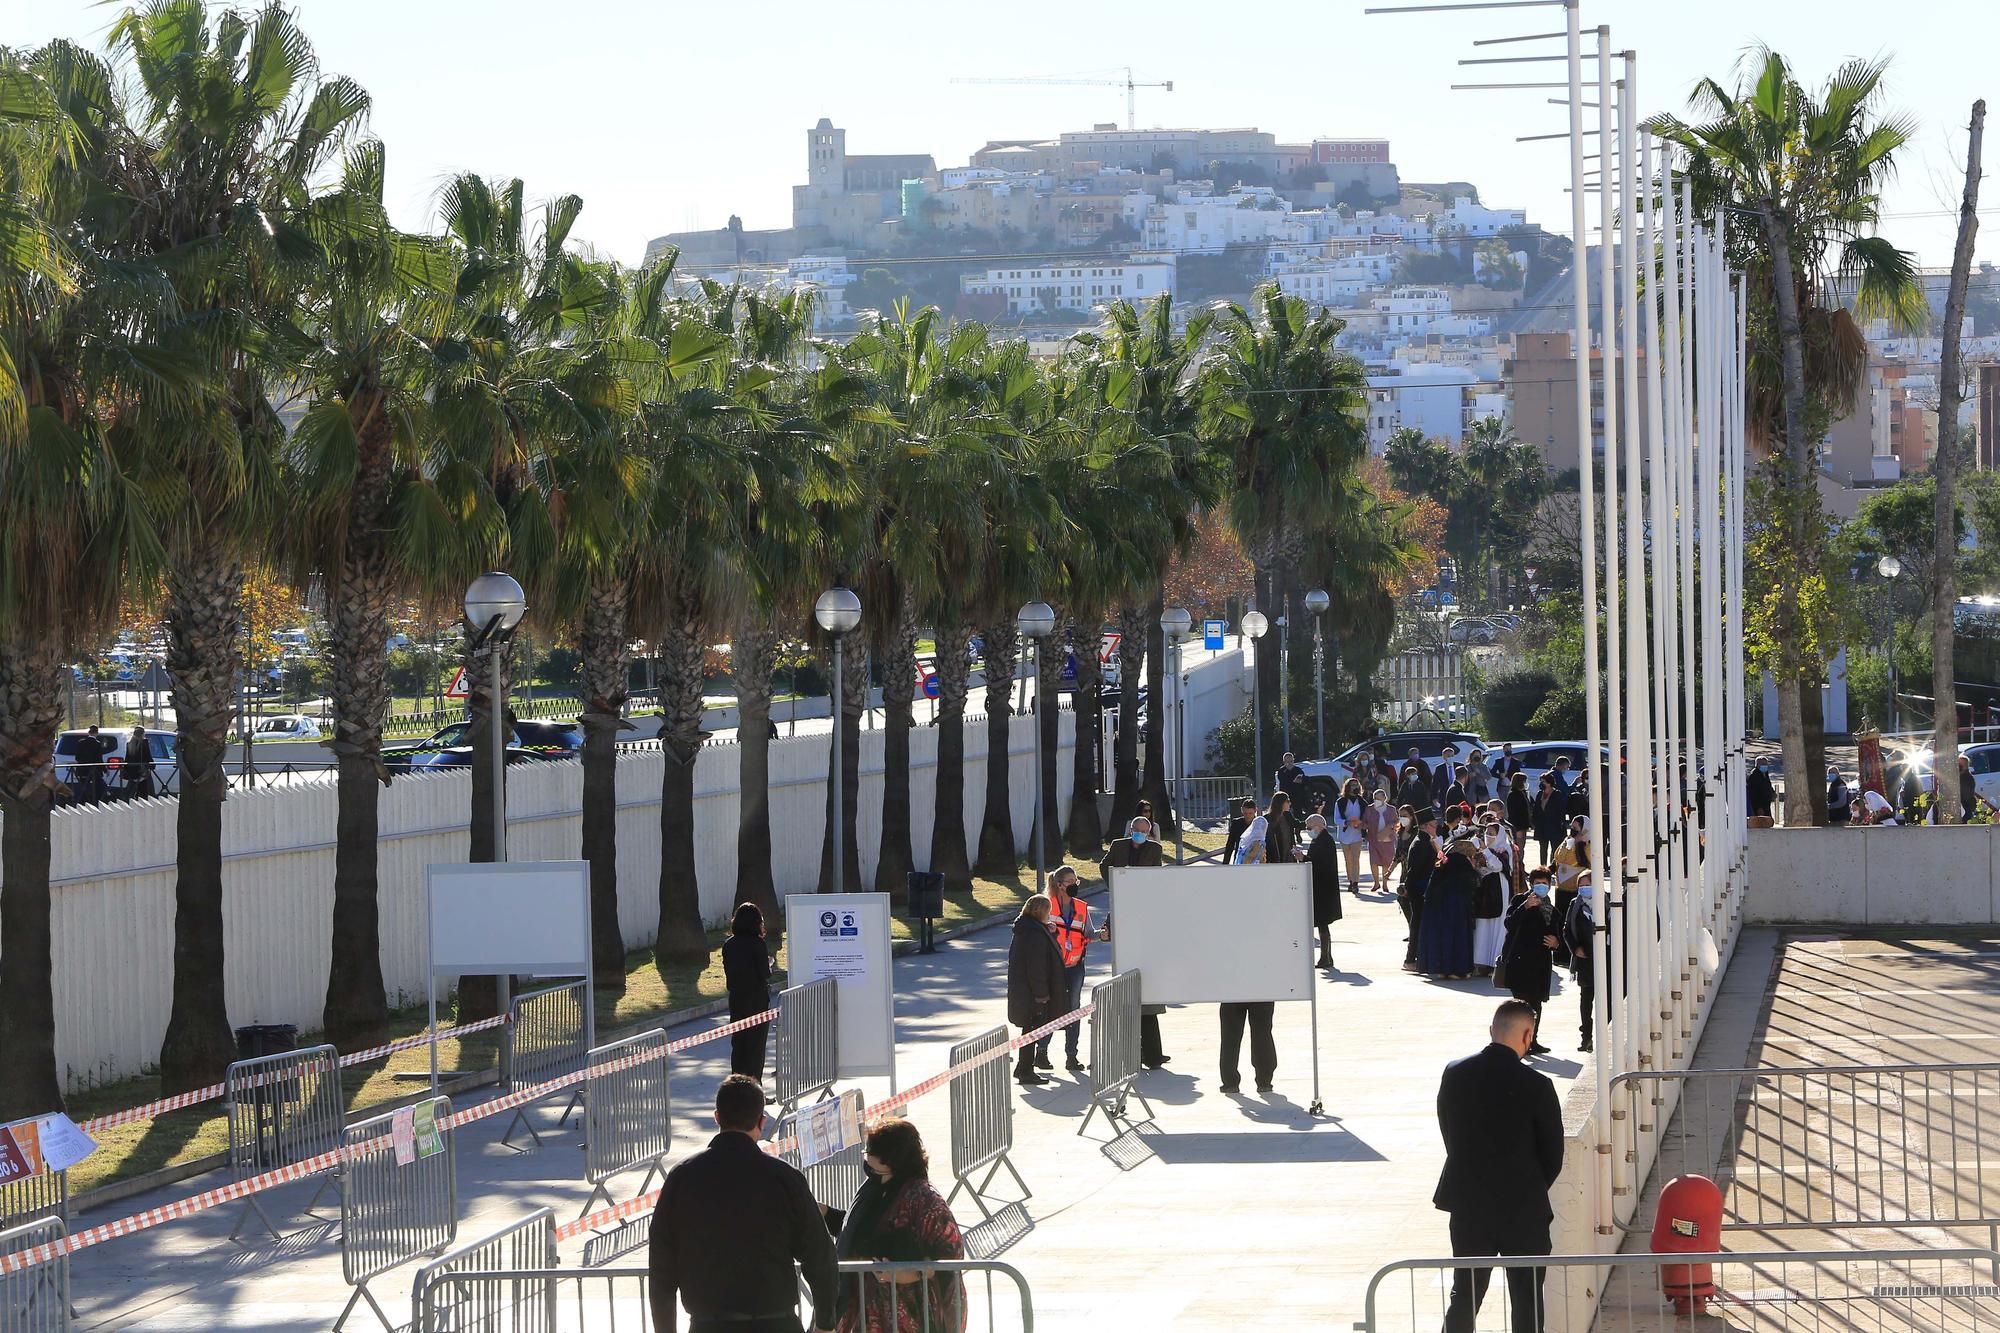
[36,710,1072,1093]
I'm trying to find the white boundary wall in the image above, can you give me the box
[32,710,1071,1092]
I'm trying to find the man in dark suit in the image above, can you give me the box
[1434,1000,1565,1332]
[1430,744,1462,809]
[1491,742,1523,782]
[1304,812,1343,969]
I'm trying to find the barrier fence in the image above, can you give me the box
[579,1029,671,1218]
[415,1260,1036,1333]
[1166,776,1251,831]
[775,1089,868,1213]
[335,1095,457,1332]
[0,1171,65,1232]
[408,1208,557,1333]
[1079,970,1148,1138]
[500,982,589,1148]
[1380,649,1466,720]
[224,1043,345,1242]
[945,1027,1028,1221]
[0,1218,67,1333]
[1613,1062,2000,1258]
[1360,1247,2000,1333]
[773,976,839,1116]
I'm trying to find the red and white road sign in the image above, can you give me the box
[1099,631,1120,663]
[444,666,469,700]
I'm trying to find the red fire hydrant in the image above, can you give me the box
[1650,1175,1724,1314]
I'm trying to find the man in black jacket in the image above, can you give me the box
[1434,1001,1565,1332]
[649,1075,836,1333]
[1220,799,1257,865]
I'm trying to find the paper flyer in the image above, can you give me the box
[391,1106,417,1165]
[413,1101,444,1159]
[30,1113,98,1173]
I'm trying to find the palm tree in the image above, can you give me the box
[282,140,468,1044]
[103,0,370,1090]
[1198,286,1372,796]
[0,42,168,1115]
[1651,49,1926,824]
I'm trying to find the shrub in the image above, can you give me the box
[1480,666,1559,740]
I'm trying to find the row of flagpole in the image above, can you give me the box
[1368,0,1752,1243]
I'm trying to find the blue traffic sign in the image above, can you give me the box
[1203,619,1226,650]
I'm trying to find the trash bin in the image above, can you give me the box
[906,872,945,953]
[234,1024,300,1168]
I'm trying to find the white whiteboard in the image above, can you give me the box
[785,893,897,1084]
[427,861,591,977]
[1109,864,1314,1004]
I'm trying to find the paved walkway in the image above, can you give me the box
[66,878,1589,1330]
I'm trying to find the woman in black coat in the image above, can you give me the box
[1499,875,1558,1055]
[1007,897,1065,1086]
[1506,772,1533,846]
[1304,814,1344,969]
[1531,773,1567,864]
[720,903,774,1079]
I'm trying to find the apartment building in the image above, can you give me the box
[960,258,1176,314]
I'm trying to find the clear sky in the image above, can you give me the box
[14,0,1997,270]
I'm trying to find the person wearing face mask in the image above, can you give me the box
[1363,788,1399,895]
[1330,778,1368,896]
[1304,812,1344,969]
[1416,833,1478,979]
[1498,870,1558,1056]
[1562,869,1601,1053]
[1099,815,1164,877]
[1470,818,1509,978]
[821,1118,965,1333]
[1234,801,1271,866]
[1746,757,1777,823]
[1040,866,1106,1074]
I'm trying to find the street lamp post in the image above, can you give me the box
[815,587,863,895]
[465,570,528,1068]
[1305,588,1330,759]
[1877,555,1903,734]
[1017,602,1057,894]
[1160,607,1192,863]
[1242,610,1270,802]
[1278,613,1291,759]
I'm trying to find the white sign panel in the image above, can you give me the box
[427,861,591,977]
[1109,864,1314,1004]
[785,893,897,1083]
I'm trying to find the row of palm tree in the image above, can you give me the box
[0,2,1420,1116]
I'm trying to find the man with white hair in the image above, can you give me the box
[1433,1001,1564,1332]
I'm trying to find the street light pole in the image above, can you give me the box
[1878,555,1903,734]
[815,587,864,895]
[1305,588,1330,758]
[1242,610,1270,803]
[1017,602,1056,895]
[1279,613,1291,760]
[1160,607,1192,862]
[464,570,528,1073]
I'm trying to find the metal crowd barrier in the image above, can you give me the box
[1360,1247,2000,1333]
[1167,775,1250,828]
[500,980,589,1148]
[773,976,839,1116]
[776,1088,868,1213]
[224,1042,345,1241]
[0,1216,68,1332]
[408,1207,557,1333]
[1080,970,1150,1138]
[0,1168,65,1231]
[334,1095,457,1331]
[945,1026,1030,1219]
[417,1260,1036,1333]
[1614,1062,2000,1255]
[579,1029,670,1218]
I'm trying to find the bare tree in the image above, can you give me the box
[1933,100,1985,822]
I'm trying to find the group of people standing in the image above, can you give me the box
[62,723,157,803]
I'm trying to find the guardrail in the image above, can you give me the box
[1359,1247,2000,1333]
[1613,1062,2000,1261]
[945,1026,1028,1221]
[0,1168,65,1232]
[416,1259,1037,1333]
[224,1044,344,1242]
[500,981,588,1148]
[1079,970,1148,1138]
[334,1095,456,1332]
[0,1217,68,1332]
[407,1207,556,1333]
[773,976,839,1116]
[579,1029,670,1218]
[1167,776,1251,828]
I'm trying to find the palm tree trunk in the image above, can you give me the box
[732,612,782,923]
[456,622,516,1020]
[1140,590,1174,833]
[0,639,66,1117]
[654,595,710,962]
[874,594,919,901]
[158,550,243,1092]
[1108,604,1148,833]
[1037,622,1065,864]
[975,621,1019,874]
[1065,615,1104,856]
[817,635,866,893]
[929,625,974,888]
[580,574,634,981]
[320,537,395,1047]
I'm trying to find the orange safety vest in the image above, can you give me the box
[1049,893,1090,968]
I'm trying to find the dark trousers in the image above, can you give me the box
[1402,883,1428,963]
[1014,1027,1040,1077]
[729,1024,768,1081]
[1218,1002,1275,1088]
[1038,964,1086,1062]
[1445,1213,1550,1333]
[1140,1012,1166,1066]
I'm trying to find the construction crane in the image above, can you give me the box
[952,67,1174,132]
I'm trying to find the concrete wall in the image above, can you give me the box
[1747,825,2000,925]
[29,711,1071,1093]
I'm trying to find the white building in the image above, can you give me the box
[1268,246,1400,309]
[1141,187,1294,253]
[960,257,1177,314]
[1433,201,1529,237]
[1366,365,1479,449]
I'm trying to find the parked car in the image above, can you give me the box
[419,744,556,770]
[1446,617,1499,647]
[1293,729,1486,806]
[1486,740,1613,792]
[386,717,583,770]
[1484,612,1524,632]
[246,714,321,742]
[1888,742,2000,809]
